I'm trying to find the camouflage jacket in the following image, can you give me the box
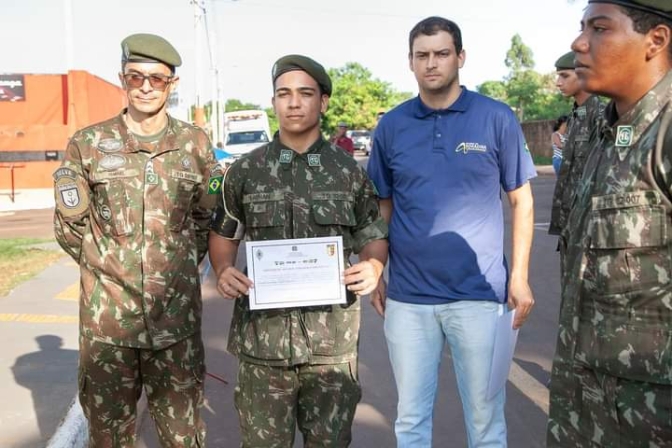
[560,71,672,385]
[549,95,605,235]
[211,136,388,366]
[54,110,221,349]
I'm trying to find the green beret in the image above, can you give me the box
[555,51,576,70]
[121,33,182,69]
[588,0,672,19]
[271,54,332,96]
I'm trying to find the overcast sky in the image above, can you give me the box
[3,0,588,108]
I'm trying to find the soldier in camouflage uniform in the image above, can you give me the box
[547,1,672,446]
[548,51,605,237]
[208,54,388,447]
[54,33,221,447]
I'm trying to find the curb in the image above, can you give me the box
[45,397,88,448]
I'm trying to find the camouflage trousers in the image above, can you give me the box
[548,359,672,447]
[234,360,362,448]
[78,334,206,448]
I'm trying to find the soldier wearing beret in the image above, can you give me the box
[549,51,604,237]
[208,54,388,447]
[547,1,672,446]
[54,33,220,446]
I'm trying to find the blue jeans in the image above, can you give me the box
[552,156,562,175]
[384,299,507,448]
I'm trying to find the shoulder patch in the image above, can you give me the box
[54,168,89,218]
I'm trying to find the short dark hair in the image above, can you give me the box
[553,115,569,132]
[619,6,672,59]
[408,16,463,56]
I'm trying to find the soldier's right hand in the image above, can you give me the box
[216,266,253,300]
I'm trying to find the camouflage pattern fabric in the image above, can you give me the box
[547,71,672,447]
[79,334,206,447]
[211,136,387,367]
[234,360,361,447]
[54,110,221,349]
[211,136,386,445]
[549,95,605,236]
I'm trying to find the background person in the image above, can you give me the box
[551,115,568,175]
[53,33,219,447]
[208,54,388,447]
[548,51,605,236]
[330,121,356,156]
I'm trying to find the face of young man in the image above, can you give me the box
[272,70,328,137]
[409,30,465,96]
[571,3,651,99]
[119,61,177,117]
[556,69,582,98]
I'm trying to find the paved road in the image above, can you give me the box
[138,171,561,447]
[0,168,562,447]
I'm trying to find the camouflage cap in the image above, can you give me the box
[271,54,332,96]
[555,51,576,70]
[121,33,182,69]
[588,0,672,19]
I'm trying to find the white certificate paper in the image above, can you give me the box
[487,309,520,400]
[245,236,346,310]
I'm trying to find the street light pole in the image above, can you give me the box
[192,0,206,128]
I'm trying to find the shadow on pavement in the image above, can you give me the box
[11,335,79,441]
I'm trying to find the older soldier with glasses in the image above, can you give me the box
[53,33,221,447]
[547,1,672,446]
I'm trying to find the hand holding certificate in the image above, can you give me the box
[246,236,347,310]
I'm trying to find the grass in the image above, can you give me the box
[533,155,553,165]
[0,238,64,297]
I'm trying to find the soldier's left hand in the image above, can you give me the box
[508,277,534,329]
[343,259,384,296]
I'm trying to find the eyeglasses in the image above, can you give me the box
[123,73,173,91]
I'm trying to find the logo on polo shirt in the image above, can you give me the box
[455,142,487,154]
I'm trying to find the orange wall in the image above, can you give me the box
[0,71,126,189]
[0,161,60,189]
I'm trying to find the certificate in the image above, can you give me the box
[245,236,346,310]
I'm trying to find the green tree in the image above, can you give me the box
[324,62,412,135]
[225,99,261,112]
[477,34,572,121]
[505,34,534,72]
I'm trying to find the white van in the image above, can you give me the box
[222,110,272,159]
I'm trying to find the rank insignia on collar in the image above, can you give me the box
[615,125,633,147]
[279,149,293,164]
[307,154,321,167]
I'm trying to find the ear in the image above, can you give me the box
[271,96,277,113]
[408,53,414,72]
[118,72,126,89]
[458,49,466,69]
[646,23,671,61]
[320,95,330,114]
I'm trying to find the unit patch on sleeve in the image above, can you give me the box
[54,167,89,217]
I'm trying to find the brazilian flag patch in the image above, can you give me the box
[208,176,223,194]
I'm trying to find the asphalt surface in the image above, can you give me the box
[0,166,561,447]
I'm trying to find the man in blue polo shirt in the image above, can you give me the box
[367,16,536,448]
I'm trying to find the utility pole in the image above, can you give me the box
[192,0,206,128]
[64,0,77,133]
[203,0,222,144]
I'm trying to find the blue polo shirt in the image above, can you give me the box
[367,88,536,305]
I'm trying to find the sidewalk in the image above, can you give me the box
[0,189,54,213]
[0,250,80,448]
